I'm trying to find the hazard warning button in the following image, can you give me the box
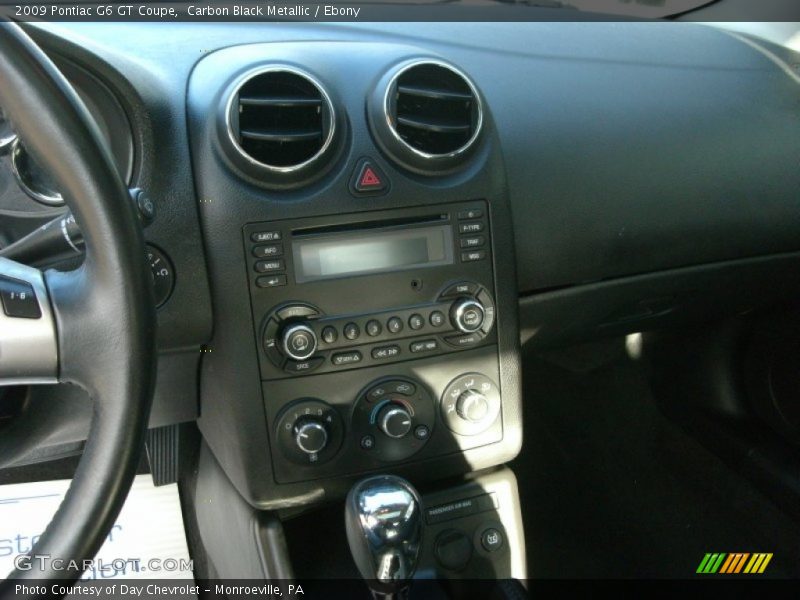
[349,158,389,196]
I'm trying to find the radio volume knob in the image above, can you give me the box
[281,323,318,361]
[450,298,485,333]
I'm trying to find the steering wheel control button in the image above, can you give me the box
[387,316,404,334]
[372,345,400,360]
[461,250,486,262]
[441,373,502,436]
[414,425,430,440]
[282,324,317,361]
[275,399,343,466]
[429,311,445,327]
[284,357,324,375]
[256,274,287,288]
[435,530,473,572]
[460,236,485,249]
[332,351,363,366]
[0,276,41,319]
[344,322,360,340]
[378,405,413,439]
[349,157,389,196]
[410,339,439,354]
[458,222,484,234]
[251,230,281,243]
[366,319,382,337]
[408,314,424,330]
[480,528,504,553]
[458,209,483,220]
[321,326,338,344]
[451,299,485,333]
[252,244,283,258]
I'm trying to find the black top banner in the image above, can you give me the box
[0,0,799,22]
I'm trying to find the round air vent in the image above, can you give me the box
[369,60,483,174]
[223,67,339,187]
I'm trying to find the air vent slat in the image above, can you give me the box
[380,61,482,164]
[239,96,322,107]
[227,68,334,171]
[240,128,322,143]
[397,84,473,102]
[396,115,471,134]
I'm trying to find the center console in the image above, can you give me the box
[243,200,506,484]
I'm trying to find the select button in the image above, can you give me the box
[332,351,362,366]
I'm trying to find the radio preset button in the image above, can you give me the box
[429,311,445,327]
[256,274,287,288]
[371,345,400,360]
[387,317,404,334]
[321,326,338,344]
[410,339,439,354]
[409,314,424,330]
[458,222,484,234]
[344,322,360,341]
[332,351,362,366]
[254,259,285,273]
[252,244,283,258]
[366,319,382,337]
[251,231,282,243]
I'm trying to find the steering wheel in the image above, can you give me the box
[0,23,156,587]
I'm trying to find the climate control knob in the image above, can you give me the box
[450,298,485,333]
[378,405,413,439]
[294,419,328,455]
[281,323,317,361]
[456,390,490,423]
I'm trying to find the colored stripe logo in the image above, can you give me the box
[696,553,772,574]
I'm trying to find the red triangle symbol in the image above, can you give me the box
[359,166,382,187]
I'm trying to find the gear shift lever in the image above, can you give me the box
[345,475,423,599]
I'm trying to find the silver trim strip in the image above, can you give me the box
[0,257,58,385]
[224,66,337,174]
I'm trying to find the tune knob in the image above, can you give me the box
[294,419,328,455]
[450,298,485,333]
[456,390,490,423]
[378,404,413,439]
[281,323,318,361]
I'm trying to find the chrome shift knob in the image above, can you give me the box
[345,475,423,597]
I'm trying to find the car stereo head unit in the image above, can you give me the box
[243,200,494,381]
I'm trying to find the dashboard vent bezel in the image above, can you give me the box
[222,66,339,187]
[369,59,484,175]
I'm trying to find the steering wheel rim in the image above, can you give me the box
[0,23,156,587]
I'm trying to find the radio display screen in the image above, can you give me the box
[292,224,453,283]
